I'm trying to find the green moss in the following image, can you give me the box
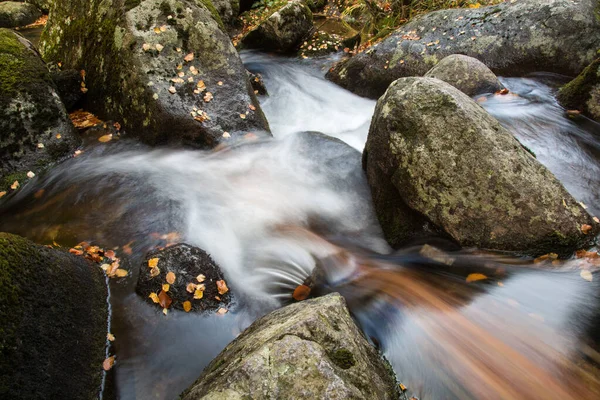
[197,0,225,30]
[1,171,28,192]
[329,348,356,369]
[558,58,600,116]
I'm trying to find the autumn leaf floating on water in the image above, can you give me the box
[466,273,488,283]
[70,242,128,279]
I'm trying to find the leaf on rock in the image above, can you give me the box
[155,43,164,52]
[217,308,228,315]
[115,269,128,278]
[239,113,246,119]
[149,292,160,303]
[10,181,19,190]
[103,356,115,371]
[142,43,151,51]
[166,271,176,284]
[168,86,176,94]
[293,284,311,301]
[183,301,192,312]
[194,288,204,299]
[163,308,168,316]
[216,280,229,295]
[27,171,35,178]
[580,270,593,282]
[196,274,205,283]
[98,134,113,143]
[148,258,159,268]
[203,92,213,102]
[0,191,6,198]
[107,333,115,342]
[150,266,160,278]
[184,53,194,62]
[158,290,172,308]
[186,282,197,293]
[466,273,487,283]
[582,224,593,234]
[162,283,170,292]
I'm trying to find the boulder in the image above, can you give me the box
[136,243,232,313]
[212,0,240,25]
[40,0,269,148]
[0,1,41,28]
[327,0,600,99]
[181,293,399,399]
[25,0,51,13]
[363,77,599,256]
[0,232,108,399]
[424,54,504,97]
[247,69,268,95]
[50,69,84,111]
[557,58,600,122]
[0,28,80,189]
[241,0,313,53]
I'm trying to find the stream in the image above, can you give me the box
[1,52,600,399]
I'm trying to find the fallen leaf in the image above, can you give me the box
[222,132,231,138]
[248,104,256,111]
[184,53,194,62]
[149,292,160,303]
[27,171,35,178]
[466,273,487,283]
[162,283,170,292]
[37,143,45,148]
[155,43,164,52]
[148,258,159,268]
[150,266,160,277]
[399,383,407,392]
[594,216,599,223]
[239,113,246,119]
[69,248,84,256]
[142,43,151,51]
[153,27,161,34]
[293,284,311,301]
[107,333,115,341]
[160,25,167,32]
[10,181,19,190]
[580,270,593,282]
[115,269,128,278]
[217,307,228,315]
[582,224,593,234]
[163,308,168,315]
[197,80,206,90]
[216,280,229,295]
[166,271,176,284]
[105,250,116,260]
[203,92,213,102]
[183,301,192,312]
[196,274,205,283]
[186,282,197,293]
[534,253,558,263]
[98,134,113,143]
[497,282,504,287]
[194,288,204,299]
[103,356,115,371]
[0,191,6,198]
[168,86,176,94]
[496,88,509,95]
[217,81,223,86]
[158,290,172,308]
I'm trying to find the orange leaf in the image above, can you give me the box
[10,181,19,190]
[196,274,205,283]
[107,333,115,341]
[103,356,115,371]
[216,280,229,295]
[293,284,311,301]
[98,134,113,143]
[184,53,194,62]
[183,301,192,312]
[582,224,593,234]
[186,282,197,293]
[158,290,172,308]
[149,292,160,303]
[115,269,128,278]
[148,258,159,268]
[466,273,487,283]
[0,191,6,198]
[194,288,204,299]
[166,271,176,284]
[162,283,170,292]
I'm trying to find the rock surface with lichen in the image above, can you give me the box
[327,0,600,98]
[0,232,108,399]
[424,54,503,97]
[363,77,599,255]
[0,28,79,190]
[40,0,269,148]
[557,58,600,122]
[181,293,399,399]
[241,0,313,53]
[0,1,41,28]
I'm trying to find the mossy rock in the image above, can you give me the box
[181,293,400,399]
[557,58,600,122]
[0,28,79,190]
[40,0,269,149]
[0,1,41,28]
[211,0,240,25]
[0,232,109,399]
[364,77,599,256]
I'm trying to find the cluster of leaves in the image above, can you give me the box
[299,31,344,58]
[69,242,129,279]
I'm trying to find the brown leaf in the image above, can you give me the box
[216,280,229,295]
[203,92,213,102]
[166,271,176,284]
[69,248,84,256]
[582,224,593,234]
[158,290,172,308]
[248,104,256,111]
[184,53,194,62]
[496,88,509,95]
[293,284,311,301]
[183,301,192,312]
[103,356,115,371]
[466,273,487,283]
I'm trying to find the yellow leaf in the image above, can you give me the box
[155,43,164,52]
[149,292,160,303]
[115,269,128,278]
[103,356,115,371]
[183,301,192,312]
[98,134,113,143]
[466,273,488,283]
[10,181,19,190]
[166,271,176,284]
[186,282,197,293]
[194,288,204,299]
[163,308,168,315]
[0,191,6,198]
[148,258,159,268]
[150,266,160,277]
[580,270,593,282]
[469,3,481,8]
[107,333,115,341]
[203,92,213,102]
[196,274,205,283]
[162,283,170,292]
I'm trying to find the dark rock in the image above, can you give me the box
[557,58,600,122]
[212,0,240,25]
[181,293,399,399]
[136,243,232,313]
[305,0,326,12]
[0,28,80,189]
[363,77,599,256]
[247,69,267,95]
[40,0,270,149]
[241,0,313,53]
[24,0,51,13]
[424,54,504,97]
[0,1,41,28]
[50,69,84,111]
[0,232,108,399]
[327,0,600,99]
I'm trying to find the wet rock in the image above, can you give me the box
[181,293,399,399]
[0,1,41,28]
[241,0,313,53]
[247,70,267,95]
[424,54,504,97]
[136,243,232,313]
[327,0,600,99]
[50,69,84,111]
[557,58,600,122]
[24,0,51,13]
[40,0,269,149]
[363,77,599,256]
[212,0,240,25]
[0,232,108,399]
[0,28,80,189]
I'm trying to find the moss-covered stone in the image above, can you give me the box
[40,0,269,148]
[557,58,600,122]
[0,1,41,28]
[364,77,599,256]
[181,293,399,399]
[0,28,80,186]
[0,232,108,399]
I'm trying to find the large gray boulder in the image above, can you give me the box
[212,0,239,25]
[0,1,41,28]
[241,0,313,53]
[327,0,600,98]
[0,28,80,189]
[557,58,600,122]
[0,232,109,399]
[181,293,399,399]
[424,54,504,97]
[40,0,269,148]
[363,77,599,256]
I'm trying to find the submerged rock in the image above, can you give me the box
[0,232,108,399]
[40,0,269,148]
[0,28,80,188]
[181,293,399,399]
[363,77,599,255]
[241,0,313,53]
[424,54,504,97]
[247,70,268,95]
[327,0,600,98]
[137,243,232,313]
[0,1,41,28]
[557,58,600,122]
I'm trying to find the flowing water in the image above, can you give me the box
[1,52,600,399]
